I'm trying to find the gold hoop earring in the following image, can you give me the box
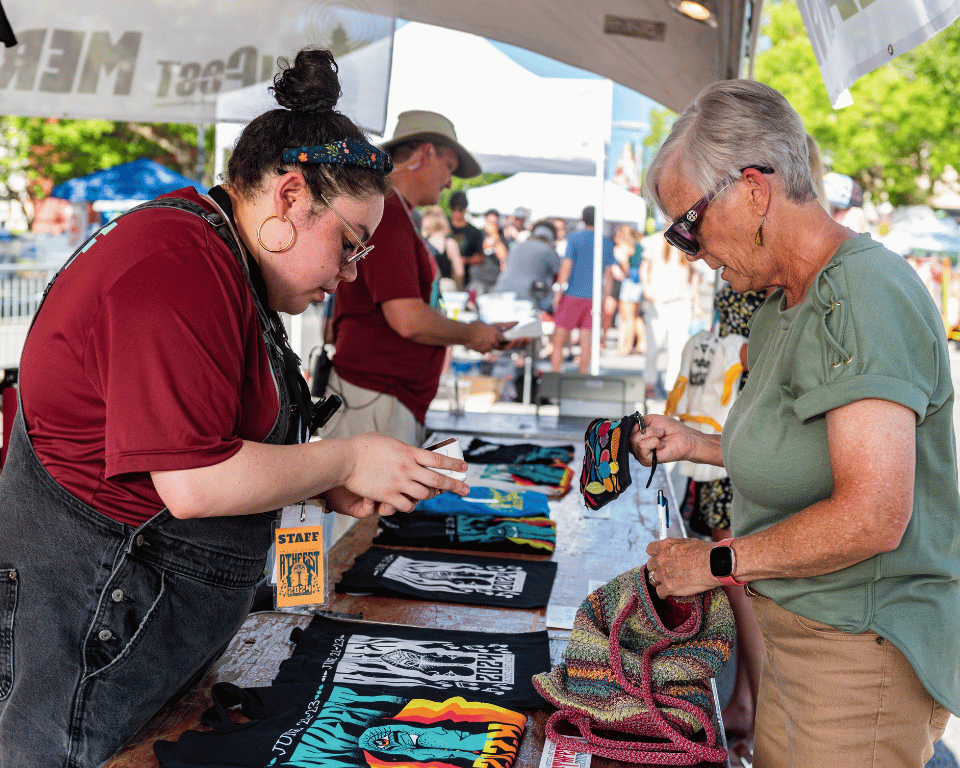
[257,215,296,253]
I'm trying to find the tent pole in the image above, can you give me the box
[196,123,207,185]
[590,80,613,376]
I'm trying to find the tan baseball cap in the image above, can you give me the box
[380,110,481,178]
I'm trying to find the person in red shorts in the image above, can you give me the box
[549,206,619,373]
[0,49,469,768]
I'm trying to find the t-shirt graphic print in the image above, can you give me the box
[273,616,549,708]
[336,547,557,608]
[154,680,527,768]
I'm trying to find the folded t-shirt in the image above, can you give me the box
[413,486,550,518]
[274,615,550,708]
[155,680,528,768]
[337,546,557,608]
[375,512,557,554]
[463,437,575,465]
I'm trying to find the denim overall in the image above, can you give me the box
[0,196,308,768]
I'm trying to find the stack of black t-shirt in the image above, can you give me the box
[336,546,557,608]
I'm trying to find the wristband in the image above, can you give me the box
[718,573,747,587]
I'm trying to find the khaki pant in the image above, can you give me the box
[750,590,949,768]
[320,369,426,447]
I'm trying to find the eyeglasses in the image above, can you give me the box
[320,192,374,267]
[664,166,775,255]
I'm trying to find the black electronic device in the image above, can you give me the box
[309,394,342,434]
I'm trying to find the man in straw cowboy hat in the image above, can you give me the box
[321,110,513,446]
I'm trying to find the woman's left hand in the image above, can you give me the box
[645,537,717,597]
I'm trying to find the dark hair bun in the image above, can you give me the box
[271,47,342,113]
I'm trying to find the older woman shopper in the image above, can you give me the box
[0,48,468,768]
[631,79,960,768]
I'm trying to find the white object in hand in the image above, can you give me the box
[425,437,468,482]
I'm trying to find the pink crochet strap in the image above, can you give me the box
[544,710,723,765]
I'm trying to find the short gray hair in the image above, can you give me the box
[645,80,816,215]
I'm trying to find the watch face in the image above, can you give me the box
[710,546,734,578]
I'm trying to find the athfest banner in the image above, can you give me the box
[0,0,395,131]
[797,0,960,107]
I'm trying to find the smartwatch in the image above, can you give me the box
[710,539,747,586]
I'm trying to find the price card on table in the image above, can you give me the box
[539,735,592,768]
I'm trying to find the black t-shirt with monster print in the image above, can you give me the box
[155,680,528,768]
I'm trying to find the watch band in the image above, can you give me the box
[714,538,747,586]
[718,573,748,587]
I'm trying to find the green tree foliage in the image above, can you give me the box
[439,174,509,216]
[0,115,212,223]
[755,1,960,205]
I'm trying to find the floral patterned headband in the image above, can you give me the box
[282,139,393,174]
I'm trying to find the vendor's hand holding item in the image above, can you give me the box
[532,566,734,764]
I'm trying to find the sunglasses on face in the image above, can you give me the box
[664,165,775,255]
[319,192,374,267]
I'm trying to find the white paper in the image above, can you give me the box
[545,605,578,629]
[583,506,610,519]
[502,319,542,340]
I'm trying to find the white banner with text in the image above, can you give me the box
[0,0,394,131]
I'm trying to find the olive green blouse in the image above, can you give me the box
[722,234,960,715]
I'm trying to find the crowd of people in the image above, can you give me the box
[415,192,707,392]
[2,42,959,768]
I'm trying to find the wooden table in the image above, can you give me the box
[106,421,728,768]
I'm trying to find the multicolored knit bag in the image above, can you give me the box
[581,413,642,510]
[532,566,734,764]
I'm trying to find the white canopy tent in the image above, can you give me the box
[463,173,646,228]
[0,0,745,123]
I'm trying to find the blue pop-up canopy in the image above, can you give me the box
[50,158,205,203]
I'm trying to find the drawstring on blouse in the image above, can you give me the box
[812,260,854,369]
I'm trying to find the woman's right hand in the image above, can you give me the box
[339,432,469,514]
[630,414,715,467]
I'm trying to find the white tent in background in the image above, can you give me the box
[464,173,646,227]
[368,22,608,175]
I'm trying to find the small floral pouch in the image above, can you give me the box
[581,412,644,510]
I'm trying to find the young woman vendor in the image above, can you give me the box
[0,47,468,768]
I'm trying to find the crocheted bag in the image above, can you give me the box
[532,566,734,765]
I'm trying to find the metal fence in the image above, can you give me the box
[0,262,62,368]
